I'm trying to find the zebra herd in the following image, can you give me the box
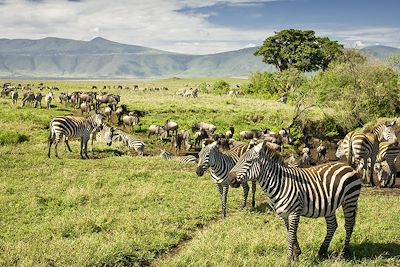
[193,121,399,262]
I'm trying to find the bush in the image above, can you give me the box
[0,131,29,145]
[294,51,400,132]
[212,80,231,95]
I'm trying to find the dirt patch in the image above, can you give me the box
[360,186,400,197]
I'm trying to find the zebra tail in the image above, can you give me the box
[48,125,55,146]
[347,140,353,166]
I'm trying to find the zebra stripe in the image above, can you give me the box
[93,125,114,146]
[375,141,400,188]
[228,141,361,263]
[160,149,197,164]
[48,113,104,159]
[113,130,145,156]
[196,141,255,218]
[340,122,397,186]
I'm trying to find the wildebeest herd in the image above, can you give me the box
[2,81,399,263]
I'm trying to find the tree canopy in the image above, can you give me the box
[254,29,343,72]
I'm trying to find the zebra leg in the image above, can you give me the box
[341,202,357,258]
[241,181,249,208]
[84,139,89,159]
[79,138,85,159]
[251,180,256,209]
[282,215,301,261]
[64,137,73,152]
[317,214,338,258]
[217,183,229,218]
[54,140,60,158]
[369,156,376,187]
[287,213,301,262]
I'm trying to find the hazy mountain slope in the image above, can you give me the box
[360,45,400,61]
[0,37,268,78]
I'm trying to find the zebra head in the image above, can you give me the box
[90,113,104,131]
[379,121,397,142]
[104,126,115,146]
[335,140,345,159]
[228,141,264,188]
[196,141,219,176]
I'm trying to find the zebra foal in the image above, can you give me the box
[48,113,104,159]
[113,130,145,156]
[228,141,361,263]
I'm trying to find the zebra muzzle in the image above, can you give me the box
[196,167,204,176]
[228,171,241,188]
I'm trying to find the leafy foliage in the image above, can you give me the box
[255,29,343,72]
[295,50,400,131]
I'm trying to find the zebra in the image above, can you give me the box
[92,125,114,148]
[48,113,104,159]
[340,122,397,186]
[196,141,256,218]
[228,141,361,263]
[45,91,54,109]
[113,130,145,156]
[159,149,197,164]
[374,141,400,188]
[10,91,18,105]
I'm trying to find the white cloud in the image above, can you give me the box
[0,1,399,54]
[0,0,273,54]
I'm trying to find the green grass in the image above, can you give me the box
[0,79,399,266]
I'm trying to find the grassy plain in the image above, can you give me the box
[0,79,399,266]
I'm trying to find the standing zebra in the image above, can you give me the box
[228,141,361,263]
[113,130,145,156]
[160,149,197,164]
[196,141,256,218]
[374,141,400,187]
[341,122,397,186]
[45,91,54,109]
[48,113,104,159]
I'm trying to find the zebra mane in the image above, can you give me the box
[258,141,284,165]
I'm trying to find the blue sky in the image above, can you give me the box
[0,0,399,54]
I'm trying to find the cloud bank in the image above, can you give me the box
[0,0,399,54]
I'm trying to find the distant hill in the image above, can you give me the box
[0,37,271,79]
[360,45,400,61]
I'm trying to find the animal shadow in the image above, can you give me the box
[351,242,400,260]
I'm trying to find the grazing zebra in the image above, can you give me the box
[92,125,114,147]
[48,113,104,159]
[160,149,197,164]
[374,141,400,187]
[228,141,361,263]
[341,122,397,186]
[113,130,145,156]
[196,141,255,218]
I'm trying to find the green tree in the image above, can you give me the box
[255,29,343,72]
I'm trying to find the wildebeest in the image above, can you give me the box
[194,129,209,147]
[123,114,140,131]
[192,122,216,134]
[239,129,268,141]
[148,124,166,138]
[115,104,128,125]
[80,102,92,115]
[226,126,235,139]
[34,93,43,108]
[21,91,35,107]
[316,144,328,162]
[104,104,113,122]
[164,120,179,136]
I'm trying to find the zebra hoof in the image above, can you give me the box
[341,248,351,259]
[316,250,328,260]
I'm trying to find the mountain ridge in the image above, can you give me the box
[0,37,398,79]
